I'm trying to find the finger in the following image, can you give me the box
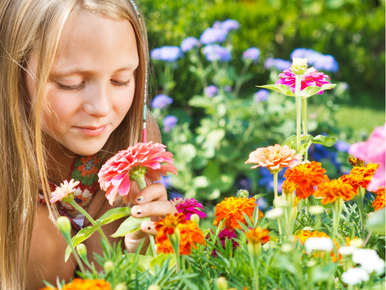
[141,221,158,236]
[131,200,177,218]
[132,183,167,205]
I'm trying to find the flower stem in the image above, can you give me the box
[273,172,279,202]
[301,97,308,161]
[332,198,343,240]
[295,75,302,153]
[66,236,87,275]
[253,259,259,290]
[355,186,366,239]
[234,60,251,97]
[69,200,112,250]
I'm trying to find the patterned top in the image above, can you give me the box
[38,153,103,219]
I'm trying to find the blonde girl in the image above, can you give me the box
[0,1,177,289]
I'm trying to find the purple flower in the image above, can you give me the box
[224,85,232,92]
[264,58,291,71]
[203,44,232,62]
[211,228,239,257]
[242,47,260,62]
[335,140,351,152]
[163,115,178,132]
[290,48,339,73]
[200,28,228,45]
[181,37,199,53]
[155,175,172,188]
[171,198,207,219]
[220,19,240,31]
[204,85,218,97]
[151,94,173,109]
[254,89,269,102]
[150,46,183,62]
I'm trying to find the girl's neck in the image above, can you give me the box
[45,141,78,186]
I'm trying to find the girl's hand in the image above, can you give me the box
[124,182,177,253]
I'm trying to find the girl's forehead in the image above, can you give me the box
[51,11,139,75]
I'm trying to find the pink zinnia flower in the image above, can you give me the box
[171,198,207,219]
[276,67,331,95]
[349,125,385,191]
[50,179,80,203]
[245,144,302,173]
[98,142,178,205]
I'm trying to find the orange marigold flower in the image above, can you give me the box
[155,214,206,255]
[245,144,301,173]
[340,163,379,191]
[294,230,329,245]
[315,179,356,204]
[372,187,385,211]
[283,161,328,199]
[245,227,270,244]
[213,197,258,230]
[349,157,365,168]
[61,278,111,290]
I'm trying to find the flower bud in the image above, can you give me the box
[104,261,115,272]
[76,243,87,257]
[309,206,325,215]
[307,260,316,267]
[281,243,293,253]
[190,214,200,225]
[115,283,127,290]
[216,277,228,290]
[248,242,262,258]
[349,238,364,248]
[57,216,71,237]
[291,58,308,75]
[236,189,249,199]
[148,285,161,290]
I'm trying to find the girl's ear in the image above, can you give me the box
[146,110,161,143]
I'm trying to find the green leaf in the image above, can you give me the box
[367,208,385,235]
[281,134,297,148]
[179,143,197,162]
[111,216,150,238]
[252,193,267,200]
[149,253,176,273]
[300,84,336,98]
[96,207,132,226]
[126,253,153,272]
[311,135,337,147]
[257,84,295,96]
[65,225,99,262]
[252,204,262,226]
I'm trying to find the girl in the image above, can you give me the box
[0,1,176,289]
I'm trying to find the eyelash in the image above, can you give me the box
[58,80,131,91]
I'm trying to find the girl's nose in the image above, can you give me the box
[83,84,112,117]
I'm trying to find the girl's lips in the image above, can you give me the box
[76,125,107,136]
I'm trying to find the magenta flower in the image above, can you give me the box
[276,67,331,95]
[50,179,80,203]
[349,125,385,191]
[211,228,239,257]
[98,142,178,205]
[171,198,207,219]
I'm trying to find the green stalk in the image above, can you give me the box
[273,171,279,202]
[65,235,87,275]
[295,75,302,153]
[301,97,308,161]
[193,49,208,88]
[234,60,252,97]
[355,186,366,239]
[170,231,181,273]
[69,200,112,250]
[332,198,344,240]
[253,259,259,290]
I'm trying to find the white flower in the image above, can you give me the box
[265,208,284,219]
[309,205,325,215]
[338,246,357,256]
[342,268,369,285]
[292,57,308,67]
[352,249,385,275]
[304,237,333,253]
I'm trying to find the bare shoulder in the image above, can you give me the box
[146,110,162,143]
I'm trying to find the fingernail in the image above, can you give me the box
[136,195,144,202]
[134,206,141,215]
[147,225,151,230]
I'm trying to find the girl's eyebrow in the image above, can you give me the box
[51,64,139,76]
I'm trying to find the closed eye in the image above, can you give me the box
[111,79,131,87]
[57,82,84,91]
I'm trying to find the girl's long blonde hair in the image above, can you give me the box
[0,0,149,288]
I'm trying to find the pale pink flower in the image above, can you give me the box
[276,67,331,95]
[245,144,302,173]
[171,198,207,219]
[349,125,385,191]
[98,142,178,205]
[50,179,80,203]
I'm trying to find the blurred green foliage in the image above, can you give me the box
[142,0,385,108]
